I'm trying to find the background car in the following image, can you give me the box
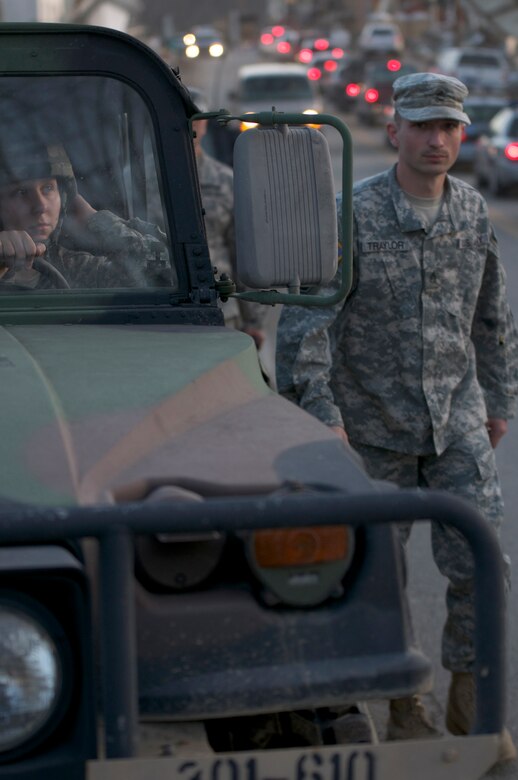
[453,96,509,169]
[356,60,417,126]
[325,56,367,111]
[229,62,324,130]
[358,20,404,54]
[182,25,225,59]
[258,24,299,60]
[473,105,518,195]
[435,47,509,93]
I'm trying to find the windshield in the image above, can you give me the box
[0,75,176,294]
[241,75,312,100]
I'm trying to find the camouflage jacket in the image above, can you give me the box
[48,210,171,289]
[197,151,264,329]
[276,165,518,455]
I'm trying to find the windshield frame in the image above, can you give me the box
[0,23,215,325]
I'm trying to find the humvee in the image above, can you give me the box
[0,22,507,780]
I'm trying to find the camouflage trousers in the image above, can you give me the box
[349,426,511,673]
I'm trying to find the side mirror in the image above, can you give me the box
[231,111,354,307]
[233,125,337,291]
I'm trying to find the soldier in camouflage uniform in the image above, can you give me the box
[0,140,170,289]
[191,89,265,348]
[276,73,518,760]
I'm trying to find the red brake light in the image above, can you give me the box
[277,40,291,54]
[272,25,285,37]
[504,142,518,160]
[324,60,338,72]
[346,82,361,97]
[331,47,344,58]
[365,88,379,103]
[307,67,322,81]
[261,33,274,45]
[314,38,329,51]
[298,48,313,63]
[387,59,401,72]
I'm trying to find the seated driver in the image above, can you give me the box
[0,140,171,288]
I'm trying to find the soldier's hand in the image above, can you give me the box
[67,193,96,226]
[0,230,46,275]
[486,418,507,449]
[329,425,349,444]
[243,327,265,350]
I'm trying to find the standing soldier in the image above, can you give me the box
[190,88,265,349]
[276,72,518,764]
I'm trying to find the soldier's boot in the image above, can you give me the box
[446,672,517,763]
[386,695,441,740]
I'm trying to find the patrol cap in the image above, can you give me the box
[392,72,471,125]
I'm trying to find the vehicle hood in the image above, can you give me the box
[0,323,365,506]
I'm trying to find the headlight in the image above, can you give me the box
[185,44,200,59]
[247,525,355,606]
[209,43,224,58]
[0,596,66,754]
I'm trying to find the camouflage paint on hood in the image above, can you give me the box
[0,323,357,506]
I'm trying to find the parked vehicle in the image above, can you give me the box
[0,22,507,780]
[326,56,367,111]
[356,60,418,126]
[474,105,518,195]
[454,96,509,169]
[181,25,225,59]
[229,62,324,129]
[435,47,509,93]
[358,21,404,54]
[258,24,299,60]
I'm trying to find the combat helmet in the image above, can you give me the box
[0,136,77,213]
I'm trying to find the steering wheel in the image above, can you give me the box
[0,257,70,290]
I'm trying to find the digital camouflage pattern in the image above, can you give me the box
[276,163,518,671]
[350,431,510,672]
[392,72,471,125]
[196,150,264,330]
[277,165,518,455]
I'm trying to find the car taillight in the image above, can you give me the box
[332,47,344,59]
[346,83,361,97]
[308,67,321,81]
[387,59,401,72]
[504,142,518,160]
[365,88,379,103]
[261,33,274,45]
[298,48,313,63]
[324,60,338,72]
[248,525,355,607]
[314,38,329,51]
[272,25,285,37]
[277,40,291,54]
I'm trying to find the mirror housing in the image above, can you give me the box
[233,125,337,292]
